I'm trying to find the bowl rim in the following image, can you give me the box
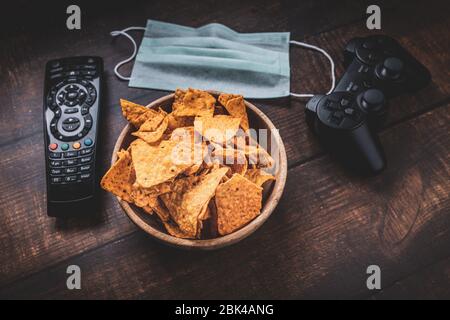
[112,92,287,250]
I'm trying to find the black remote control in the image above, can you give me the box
[305,35,431,174]
[43,57,103,216]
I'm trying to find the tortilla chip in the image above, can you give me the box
[174,88,186,103]
[100,149,134,202]
[132,116,169,144]
[194,115,241,144]
[120,99,157,128]
[215,173,262,235]
[212,145,248,176]
[138,110,166,132]
[172,88,215,117]
[223,96,249,131]
[244,168,275,187]
[214,105,228,115]
[218,93,241,107]
[131,139,195,188]
[130,182,172,207]
[161,167,229,238]
[167,112,194,131]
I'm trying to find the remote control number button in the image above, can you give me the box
[80,165,91,171]
[51,177,63,184]
[65,167,78,174]
[80,156,92,163]
[50,160,62,167]
[64,159,78,166]
[49,152,62,159]
[50,168,62,175]
[80,147,93,155]
[80,173,91,180]
[63,151,78,158]
[64,175,78,183]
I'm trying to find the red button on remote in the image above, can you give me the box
[49,143,58,150]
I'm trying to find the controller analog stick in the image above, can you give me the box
[360,89,385,113]
[380,57,403,79]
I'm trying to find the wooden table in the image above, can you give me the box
[0,0,449,299]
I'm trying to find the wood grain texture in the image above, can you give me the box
[0,0,449,298]
[1,103,448,299]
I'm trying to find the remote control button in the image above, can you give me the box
[65,167,78,174]
[57,92,65,103]
[63,151,78,158]
[66,70,80,77]
[51,61,61,68]
[66,91,78,100]
[50,168,62,175]
[51,177,63,184]
[64,159,78,166]
[81,106,89,115]
[80,173,91,180]
[50,67,63,74]
[61,143,69,151]
[82,64,96,70]
[67,84,79,92]
[50,73,63,80]
[87,58,95,64]
[73,142,81,149]
[80,147,93,155]
[62,117,81,132]
[49,101,59,111]
[49,119,58,133]
[49,143,58,150]
[80,165,91,171]
[54,108,62,118]
[84,138,93,146]
[84,115,93,129]
[64,100,78,107]
[49,152,62,159]
[50,160,62,167]
[65,175,78,183]
[64,107,79,114]
[81,70,96,77]
[80,156,92,163]
[78,90,87,101]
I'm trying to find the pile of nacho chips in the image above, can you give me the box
[101,88,276,239]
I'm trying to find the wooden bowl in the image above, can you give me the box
[112,92,287,250]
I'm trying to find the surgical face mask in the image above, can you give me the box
[111,19,335,99]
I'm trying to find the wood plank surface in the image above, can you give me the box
[0,0,449,298]
[1,103,448,299]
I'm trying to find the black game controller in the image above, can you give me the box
[305,35,431,174]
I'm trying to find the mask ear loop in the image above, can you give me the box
[289,40,336,98]
[110,26,146,80]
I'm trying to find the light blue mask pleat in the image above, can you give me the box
[128,19,291,98]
